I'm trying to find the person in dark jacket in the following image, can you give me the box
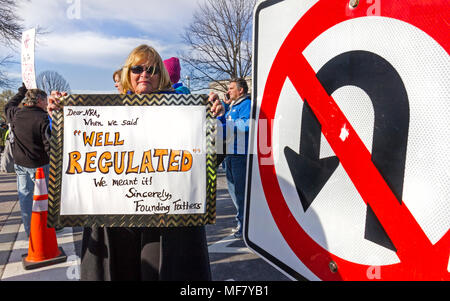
[4,85,50,236]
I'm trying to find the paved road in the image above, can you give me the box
[0,169,290,281]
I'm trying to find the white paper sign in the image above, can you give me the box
[21,28,37,89]
[60,105,206,215]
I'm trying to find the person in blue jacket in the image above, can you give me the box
[213,78,251,238]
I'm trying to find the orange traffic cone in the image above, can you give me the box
[22,167,67,270]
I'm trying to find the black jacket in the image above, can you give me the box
[4,86,50,168]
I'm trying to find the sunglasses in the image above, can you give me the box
[130,65,160,75]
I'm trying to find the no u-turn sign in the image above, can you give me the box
[245,0,449,280]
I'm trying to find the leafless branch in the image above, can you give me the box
[36,70,71,95]
[0,55,18,88]
[0,0,24,47]
[179,0,256,91]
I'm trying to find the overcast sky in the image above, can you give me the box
[1,0,205,93]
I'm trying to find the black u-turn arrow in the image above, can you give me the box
[285,50,409,251]
[284,101,339,212]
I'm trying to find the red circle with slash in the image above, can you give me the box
[257,0,449,280]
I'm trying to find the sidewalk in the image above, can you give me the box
[0,173,22,279]
[0,172,83,280]
[1,225,81,281]
[0,170,289,281]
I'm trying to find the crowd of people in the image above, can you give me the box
[2,44,251,281]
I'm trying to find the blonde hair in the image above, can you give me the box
[120,45,173,94]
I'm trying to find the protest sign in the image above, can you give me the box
[21,28,37,89]
[47,94,216,227]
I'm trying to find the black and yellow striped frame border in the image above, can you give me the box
[47,93,216,227]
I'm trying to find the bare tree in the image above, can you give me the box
[180,0,256,92]
[0,55,18,88]
[0,89,14,122]
[36,71,71,95]
[0,1,50,89]
[0,0,23,88]
[0,0,23,47]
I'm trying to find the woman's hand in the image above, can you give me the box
[47,91,68,118]
[209,92,225,117]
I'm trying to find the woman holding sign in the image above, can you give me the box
[75,45,220,281]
